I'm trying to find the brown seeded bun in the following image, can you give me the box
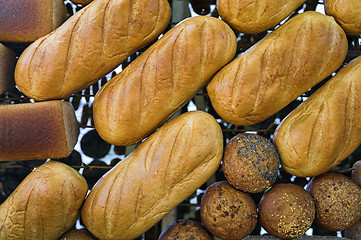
[159,219,213,240]
[351,160,361,187]
[259,183,315,239]
[60,229,95,240]
[222,133,279,193]
[200,181,257,240]
[306,173,361,231]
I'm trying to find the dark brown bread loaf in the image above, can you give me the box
[81,111,224,240]
[259,183,315,239]
[93,16,237,146]
[0,0,66,43]
[274,55,361,177]
[306,173,361,231]
[200,181,258,240]
[207,11,348,126]
[0,100,79,161]
[15,0,171,100]
[0,43,16,95]
[217,0,306,33]
[159,219,213,240]
[0,161,88,239]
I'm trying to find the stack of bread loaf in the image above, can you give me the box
[1,0,361,239]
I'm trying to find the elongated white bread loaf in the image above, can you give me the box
[81,111,224,240]
[93,16,237,146]
[0,0,66,43]
[325,0,361,36]
[207,11,348,126]
[0,100,78,161]
[14,0,171,100]
[0,161,88,240]
[274,55,361,177]
[217,0,306,33]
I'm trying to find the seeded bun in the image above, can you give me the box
[306,173,361,231]
[259,183,315,239]
[200,181,257,240]
[351,160,361,187]
[222,133,279,193]
[159,219,213,240]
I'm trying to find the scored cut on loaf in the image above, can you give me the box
[207,11,348,126]
[15,0,171,100]
[217,0,306,34]
[81,111,224,240]
[0,0,67,43]
[93,16,237,146]
[273,55,361,177]
[0,43,16,95]
[0,100,79,161]
[0,161,88,240]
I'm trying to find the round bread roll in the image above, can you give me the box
[222,133,279,193]
[70,0,93,5]
[60,229,95,240]
[351,160,361,187]
[259,183,315,239]
[159,219,213,240]
[306,173,361,231]
[324,0,361,35]
[200,181,257,240]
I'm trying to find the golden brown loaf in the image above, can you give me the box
[217,0,306,33]
[306,173,361,231]
[222,133,279,193]
[93,16,237,146]
[0,100,79,161]
[159,219,214,240]
[200,181,258,240]
[0,161,88,240]
[15,0,171,101]
[81,111,224,240]
[259,183,315,239]
[0,44,16,95]
[325,0,361,36]
[207,11,348,126]
[0,0,66,43]
[273,55,361,177]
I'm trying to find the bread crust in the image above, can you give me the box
[0,43,16,95]
[274,55,361,177]
[325,0,361,36]
[0,100,79,161]
[217,0,306,33]
[15,0,171,100]
[0,161,88,240]
[81,111,223,240]
[207,11,348,126]
[93,16,237,146]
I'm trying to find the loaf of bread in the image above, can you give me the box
[259,183,315,239]
[273,55,361,177]
[60,229,95,240]
[207,11,348,126]
[217,0,306,33]
[306,173,361,231]
[15,0,171,101]
[325,0,361,36]
[93,16,237,146]
[0,161,88,240]
[71,0,93,5]
[159,219,213,240]
[0,44,16,95]
[0,0,66,43]
[0,100,79,161]
[81,111,224,240]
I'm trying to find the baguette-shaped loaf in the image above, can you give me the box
[325,0,361,36]
[0,44,16,95]
[93,16,237,146]
[207,11,348,126]
[217,0,306,34]
[0,100,78,161]
[0,161,88,240]
[273,55,361,177]
[0,0,66,43]
[81,111,224,240]
[14,0,171,101]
